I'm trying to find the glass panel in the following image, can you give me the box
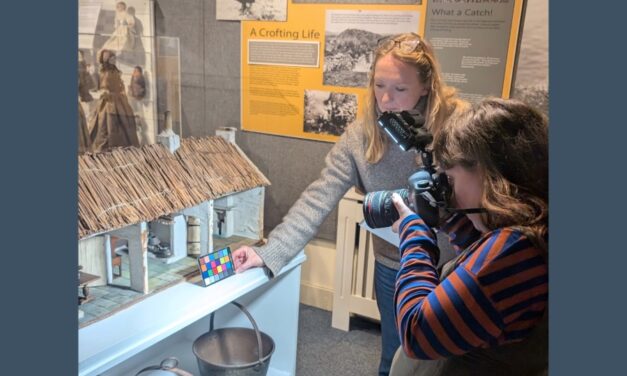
[156,36,182,137]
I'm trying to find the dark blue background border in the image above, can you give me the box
[550,0,627,374]
[1,2,77,374]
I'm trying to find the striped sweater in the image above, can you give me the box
[394,213,548,360]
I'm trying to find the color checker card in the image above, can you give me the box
[197,247,235,287]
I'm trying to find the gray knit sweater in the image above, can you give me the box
[254,120,421,276]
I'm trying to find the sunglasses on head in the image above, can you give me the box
[376,33,423,54]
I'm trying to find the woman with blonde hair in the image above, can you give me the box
[390,98,548,375]
[233,33,467,375]
[362,33,466,163]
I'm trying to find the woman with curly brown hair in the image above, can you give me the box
[390,98,548,375]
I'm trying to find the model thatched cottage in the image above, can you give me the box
[78,134,270,296]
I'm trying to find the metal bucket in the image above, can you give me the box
[192,301,275,376]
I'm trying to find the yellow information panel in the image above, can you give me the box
[241,0,524,142]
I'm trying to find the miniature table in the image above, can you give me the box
[79,271,100,305]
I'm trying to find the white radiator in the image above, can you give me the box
[332,188,380,331]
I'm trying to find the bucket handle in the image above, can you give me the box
[210,301,265,372]
[134,357,194,376]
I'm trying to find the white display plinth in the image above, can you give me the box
[79,251,306,376]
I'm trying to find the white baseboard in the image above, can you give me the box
[299,281,334,311]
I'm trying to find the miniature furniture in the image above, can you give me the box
[79,270,100,305]
[109,236,123,277]
[78,135,270,296]
[79,251,306,376]
[332,188,380,331]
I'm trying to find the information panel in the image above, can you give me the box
[425,0,524,103]
[241,0,524,141]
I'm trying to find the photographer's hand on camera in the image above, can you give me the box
[390,192,415,233]
[391,192,440,265]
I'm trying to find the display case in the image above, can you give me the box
[79,251,306,376]
[77,133,271,324]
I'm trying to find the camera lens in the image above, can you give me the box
[363,189,409,228]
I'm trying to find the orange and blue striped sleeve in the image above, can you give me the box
[394,214,548,359]
[438,213,481,253]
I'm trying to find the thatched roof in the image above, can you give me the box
[78,136,270,239]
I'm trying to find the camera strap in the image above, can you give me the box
[447,207,487,214]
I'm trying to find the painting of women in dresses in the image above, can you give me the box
[127,66,146,100]
[89,49,140,152]
[78,50,95,154]
[101,2,136,55]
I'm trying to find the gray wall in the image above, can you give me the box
[154,0,337,241]
[153,0,548,242]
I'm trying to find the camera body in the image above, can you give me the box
[362,110,451,228]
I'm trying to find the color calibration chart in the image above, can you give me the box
[197,247,235,287]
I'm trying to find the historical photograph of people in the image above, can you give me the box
[323,9,419,88]
[216,0,287,21]
[303,90,357,136]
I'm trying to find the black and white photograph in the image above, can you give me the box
[216,0,287,21]
[303,90,358,136]
[295,0,421,3]
[324,10,419,88]
[90,0,149,66]
[324,28,380,88]
[79,0,158,153]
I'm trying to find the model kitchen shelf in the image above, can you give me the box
[79,251,306,376]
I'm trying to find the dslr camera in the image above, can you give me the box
[362,110,451,228]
